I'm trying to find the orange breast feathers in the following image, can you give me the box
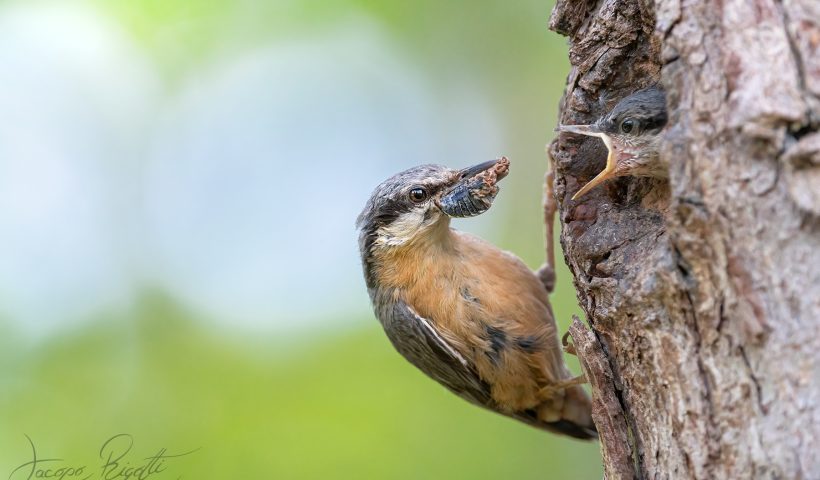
[373,229,573,412]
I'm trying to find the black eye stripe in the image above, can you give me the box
[643,114,667,131]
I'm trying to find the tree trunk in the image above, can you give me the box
[547,0,820,478]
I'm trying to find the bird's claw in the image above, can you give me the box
[562,330,578,356]
[536,263,556,294]
[538,374,588,398]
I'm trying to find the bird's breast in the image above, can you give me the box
[373,230,551,357]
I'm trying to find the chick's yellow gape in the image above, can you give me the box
[356,158,595,439]
[558,86,669,200]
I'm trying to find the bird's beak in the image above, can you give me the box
[558,124,619,200]
[557,124,603,137]
[440,157,510,218]
[457,159,502,180]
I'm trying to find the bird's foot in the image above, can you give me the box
[562,330,577,356]
[538,374,587,398]
[536,263,556,294]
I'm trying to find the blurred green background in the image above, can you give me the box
[0,0,602,478]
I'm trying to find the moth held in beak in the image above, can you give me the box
[439,157,510,218]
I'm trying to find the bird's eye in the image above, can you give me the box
[620,118,637,134]
[409,187,428,203]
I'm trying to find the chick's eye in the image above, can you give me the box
[620,118,637,134]
[409,188,428,203]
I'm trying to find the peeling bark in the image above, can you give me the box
[548,0,820,478]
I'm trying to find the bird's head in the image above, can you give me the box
[357,158,508,264]
[559,87,668,199]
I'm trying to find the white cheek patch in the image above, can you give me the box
[376,208,429,247]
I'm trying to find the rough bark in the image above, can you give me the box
[547,0,820,478]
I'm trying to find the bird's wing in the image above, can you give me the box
[380,299,493,407]
[379,298,594,437]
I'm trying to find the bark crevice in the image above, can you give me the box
[547,0,820,478]
[568,316,637,480]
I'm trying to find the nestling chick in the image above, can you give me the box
[559,86,668,199]
[357,158,595,439]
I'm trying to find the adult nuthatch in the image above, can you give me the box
[357,158,595,439]
[559,86,668,199]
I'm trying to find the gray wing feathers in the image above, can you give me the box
[375,296,596,438]
[379,300,493,406]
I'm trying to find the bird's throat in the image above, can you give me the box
[371,223,457,291]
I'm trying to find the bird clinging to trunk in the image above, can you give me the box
[357,158,595,439]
